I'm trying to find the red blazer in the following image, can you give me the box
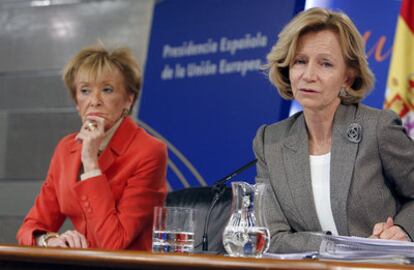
[17,117,167,250]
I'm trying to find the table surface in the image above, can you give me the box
[0,244,413,270]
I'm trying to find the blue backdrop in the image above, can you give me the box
[138,0,305,189]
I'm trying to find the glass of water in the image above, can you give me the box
[152,206,195,253]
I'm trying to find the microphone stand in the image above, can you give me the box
[201,159,257,252]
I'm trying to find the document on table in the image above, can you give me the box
[263,251,318,260]
[318,234,414,264]
[263,234,414,264]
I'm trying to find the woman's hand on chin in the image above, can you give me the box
[75,115,105,172]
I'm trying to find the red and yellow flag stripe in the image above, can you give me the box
[385,0,414,137]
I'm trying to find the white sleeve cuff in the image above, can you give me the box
[80,169,102,181]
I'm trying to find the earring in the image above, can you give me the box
[122,108,129,117]
[339,87,348,97]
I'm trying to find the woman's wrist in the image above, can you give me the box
[80,169,102,181]
[82,160,99,173]
[37,232,60,247]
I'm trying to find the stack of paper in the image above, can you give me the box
[319,234,414,264]
[263,251,318,260]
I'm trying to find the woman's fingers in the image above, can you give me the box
[384,217,394,229]
[370,217,394,239]
[86,121,98,132]
[75,116,106,170]
[379,226,398,240]
[46,237,68,248]
[379,226,410,241]
[80,232,88,248]
[44,230,89,248]
[371,222,385,237]
[59,230,88,248]
[61,231,77,248]
[76,116,105,142]
[84,116,105,133]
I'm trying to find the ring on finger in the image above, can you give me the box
[86,122,97,131]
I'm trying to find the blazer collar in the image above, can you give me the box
[103,116,138,156]
[282,104,360,234]
[283,104,360,149]
[284,113,308,152]
[68,116,138,173]
[330,103,360,235]
[282,113,321,231]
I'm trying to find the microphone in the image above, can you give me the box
[201,159,257,252]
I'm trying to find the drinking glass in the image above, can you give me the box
[152,206,195,253]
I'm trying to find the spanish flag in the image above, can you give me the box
[385,0,414,138]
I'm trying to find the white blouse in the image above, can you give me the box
[310,152,339,235]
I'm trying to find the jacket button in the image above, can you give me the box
[83,201,90,207]
[81,195,87,201]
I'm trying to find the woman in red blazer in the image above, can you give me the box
[17,44,167,250]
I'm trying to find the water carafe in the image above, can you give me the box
[223,182,270,257]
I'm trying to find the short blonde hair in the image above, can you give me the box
[266,7,374,104]
[62,44,141,111]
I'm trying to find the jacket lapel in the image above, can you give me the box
[98,149,116,173]
[68,139,82,182]
[282,114,321,231]
[98,117,138,173]
[330,104,360,236]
